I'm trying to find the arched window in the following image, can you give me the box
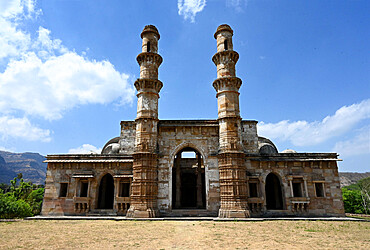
[172,147,206,209]
[147,41,151,52]
[98,174,114,209]
[224,39,228,51]
[265,173,284,209]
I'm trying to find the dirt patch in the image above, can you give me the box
[0,220,369,249]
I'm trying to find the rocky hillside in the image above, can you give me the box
[339,172,370,187]
[0,151,47,185]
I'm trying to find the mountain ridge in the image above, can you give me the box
[0,151,47,185]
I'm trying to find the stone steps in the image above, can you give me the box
[88,209,117,216]
[164,209,217,217]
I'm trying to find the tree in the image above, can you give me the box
[342,177,370,214]
[357,177,370,214]
[0,175,44,218]
[342,188,365,214]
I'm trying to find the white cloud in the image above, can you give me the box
[333,127,370,157]
[0,146,16,152]
[226,0,248,12]
[68,144,101,154]
[178,0,206,23]
[258,99,370,147]
[0,50,134,120]
[0,0,135,142]
[0,116,51,142]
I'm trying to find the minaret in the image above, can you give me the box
[212,24,250,218]
[126,25,162,218]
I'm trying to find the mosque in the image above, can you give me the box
[41,25,344,218]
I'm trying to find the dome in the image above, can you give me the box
[281,149,297,153]
[258,137,278,155]
[214,24,233,38]
[101,137,120,155]
[141,25,160,39]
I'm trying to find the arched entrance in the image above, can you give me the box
[98,174,114,209]
[265,173,284,210]
[172,147,206,209]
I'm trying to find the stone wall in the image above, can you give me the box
[247,154,345,217]
[42,155,133,216]
[157,120,220,213]
[119,121,136,155]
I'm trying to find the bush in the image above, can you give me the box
[342,188,365,214]
[0,175,44,218]
[0,192,33,219]
[26,188,44,215]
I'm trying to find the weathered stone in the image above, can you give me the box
[41,25,345,218]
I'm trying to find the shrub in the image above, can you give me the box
[342,188,365,214]
[0,192,33,219]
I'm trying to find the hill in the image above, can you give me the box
[339,172,370,187]
[0,151,47,185]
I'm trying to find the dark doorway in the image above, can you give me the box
[172,148,206,209]
[265,173,284,210]
[98,174,114,209]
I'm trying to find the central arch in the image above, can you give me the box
[172,147,206,209]
[97,174,114,209]
[265,173,284,210]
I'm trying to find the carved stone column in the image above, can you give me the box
[196,153,203,208]
[213,24,250,218]
[127,25,162,218]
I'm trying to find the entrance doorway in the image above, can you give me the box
[98,174,114,209]
[265,173,284,209]
[172,147,206,209]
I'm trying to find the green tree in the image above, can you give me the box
[0,175,44,218]
[357,177,370,214]
[342,188,365,214]
[0,191,33,219]
[26,188,44,215]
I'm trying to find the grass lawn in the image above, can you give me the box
[0,220,369,249]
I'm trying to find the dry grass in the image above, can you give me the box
[0,220,369,249]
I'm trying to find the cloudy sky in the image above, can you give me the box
[0,0,369,172]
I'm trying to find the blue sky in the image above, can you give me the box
[0,0,369,172]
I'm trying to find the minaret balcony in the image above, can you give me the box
[136,52,163,67]
[134,78,163,93]
[212,50,239,66]
[213,77,242,92]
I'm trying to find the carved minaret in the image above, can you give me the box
[212,24,250,218]
[126,25,162,218]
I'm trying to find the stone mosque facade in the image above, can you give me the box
[42,25,345,218]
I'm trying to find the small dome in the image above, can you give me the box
[141,25,160,39]
[101,137,120,155]
[281,149,297,153]
[258,137,278,155]
[214,24,233,39]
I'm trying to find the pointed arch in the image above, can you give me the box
[265,172,284,210]
[97,173,114,209]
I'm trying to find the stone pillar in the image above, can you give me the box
[288,176,294,197]
[303,177,308,198]
[213,24,250,218]
[127,25,162,218]
[196,153,203,208]
[175,153,181,208]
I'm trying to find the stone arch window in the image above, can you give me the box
[224,39,228,50]
[147,41,151,52]
[172,147,206,209]
[97,173,114,209]
[265,173,284,209]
